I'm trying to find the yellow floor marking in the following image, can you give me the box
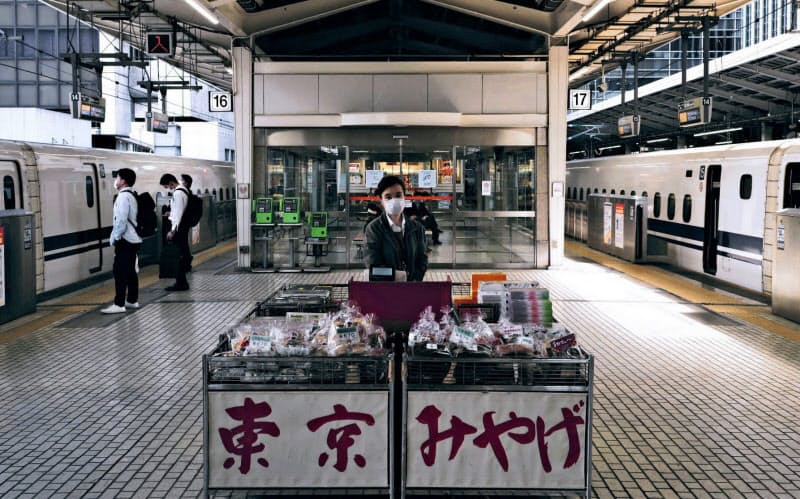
[566,240,800,344]
[0,241,237,342]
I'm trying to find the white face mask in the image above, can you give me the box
[383,197,405,216]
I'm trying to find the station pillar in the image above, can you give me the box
[547,40,568,268]
[233,40,253,269]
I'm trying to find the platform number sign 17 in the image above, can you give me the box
[209,91,233,112]
[569,89,591,111]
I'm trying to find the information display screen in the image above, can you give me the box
[283,198,298,213]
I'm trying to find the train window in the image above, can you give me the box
[641,191,647,197]
[685,170,693,178]
[653,193,661,217]
[620,190,625,195]
[667,193,676,220]
[213,188,217,199]
[602,188,607,194]
[579,188,584,201]
[630,190,635,196]
[610,189,615,194]
[3,176,14,209]
[594,188,598,193]
[85,176,94,208]
[739,175,752,200]
[785,163,800,208]
[683,195,692,222]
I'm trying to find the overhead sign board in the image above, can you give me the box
[147,111,169,134]
[209,91,233,112]
[678,97,712,127]
[146,32,173,56]
[617,115,640,138]
[569,89,591,110]
[71,93,106,122]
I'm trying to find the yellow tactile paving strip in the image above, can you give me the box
[0,241,236,343]
[565,239,800,344]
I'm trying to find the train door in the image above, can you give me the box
[0,160,23,209]
[702,164,721,274]
[86,163,103,273]
[783,163,800,208]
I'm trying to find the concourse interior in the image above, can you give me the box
[1,243,799,498]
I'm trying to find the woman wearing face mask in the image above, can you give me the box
[365,175,428,281]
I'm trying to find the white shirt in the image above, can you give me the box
[386,213,405,236]
[111,187,143,245]
[169,187,189,231]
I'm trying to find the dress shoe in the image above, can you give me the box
[165,285,189,292]
[100,304,126,314]
[125,301,140,309]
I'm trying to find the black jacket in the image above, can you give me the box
[365,215,428,281]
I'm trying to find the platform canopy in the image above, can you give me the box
[42,0,750,92]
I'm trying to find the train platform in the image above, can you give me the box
[1,242,800,498]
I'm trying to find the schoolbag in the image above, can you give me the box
[125,191,158,238]
[177,187,203,227]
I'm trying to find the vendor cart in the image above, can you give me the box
[203,340,394,497]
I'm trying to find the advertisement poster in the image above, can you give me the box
[406,391,588,489]
[482,180,492,196]
[603,202,613,245]
[365,170,384,189]
[614,203,625,248]
[208,391,389,488]
[0,227,4,307]
[418,170,436,188]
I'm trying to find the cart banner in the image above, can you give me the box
[208,391,389,488]
[406,391,588,489]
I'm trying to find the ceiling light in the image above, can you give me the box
[693,127,742,137]
[646,138,670,144]
[598,144,621,151]
[352,150,369,153]
[582,0,613,23]
[183,0,219,25]
[715,140,733,145]
[225,66,233,75]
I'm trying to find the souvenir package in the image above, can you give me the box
[324,303,386,357]
[449,311,496,357]
[408,306,450,357]
[493,315,537,357]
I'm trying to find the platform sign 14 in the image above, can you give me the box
[569,89,591,110]
[209,91,233,112]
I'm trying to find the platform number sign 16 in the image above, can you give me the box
[209,91,233,112]
[569,89,591,110]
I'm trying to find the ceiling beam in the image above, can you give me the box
[738,63,800,86]
[261,19,392,54]
[419,0,555,37]
[242,0,381,36]
[402,15,538,52]
[714,74,794,102]
[686,82,770,112]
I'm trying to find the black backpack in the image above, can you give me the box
[125,191,158,238]
[177,187,203,227]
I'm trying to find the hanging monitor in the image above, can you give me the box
[147,111,169,133]
[146,32,174,56]
[679,97,712,127]
[617,115,640,138]
[71,93,106,122]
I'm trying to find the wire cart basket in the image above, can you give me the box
[203,339,394,497]
[402,349,594,499]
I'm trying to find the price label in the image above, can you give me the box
[209,91,233,112]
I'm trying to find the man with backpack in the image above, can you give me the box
[101,168,142,314]
[160,173,192,291]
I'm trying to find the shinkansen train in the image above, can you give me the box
[0,140,235,297]
[565,139,800,296]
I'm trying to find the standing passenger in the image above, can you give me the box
[101,168,142,314]
[160,173,190,291]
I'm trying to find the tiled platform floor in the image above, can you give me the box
[1,253,799,498]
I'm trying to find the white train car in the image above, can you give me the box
[0,140,235,296]
[565,139,800,296]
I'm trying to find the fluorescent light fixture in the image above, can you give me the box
[225,66,232,75]
[693,126,742,137]
[598,144,621,151]
[352,150,369,153]
[715,140,733,145]
[433,150,450,153]
[646,138,670,144]
[582,0,613,22]
[183,0,219,25]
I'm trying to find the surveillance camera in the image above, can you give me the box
[599,81,609,93]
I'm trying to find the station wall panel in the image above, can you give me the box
[428,74,482,113]
[263,74,319,114]
[319,74,372,113]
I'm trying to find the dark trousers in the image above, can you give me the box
[174,226,192,288]
[421,216,441,243]
[113,239,141,306]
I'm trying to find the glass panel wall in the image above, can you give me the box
[254,128,538,269]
